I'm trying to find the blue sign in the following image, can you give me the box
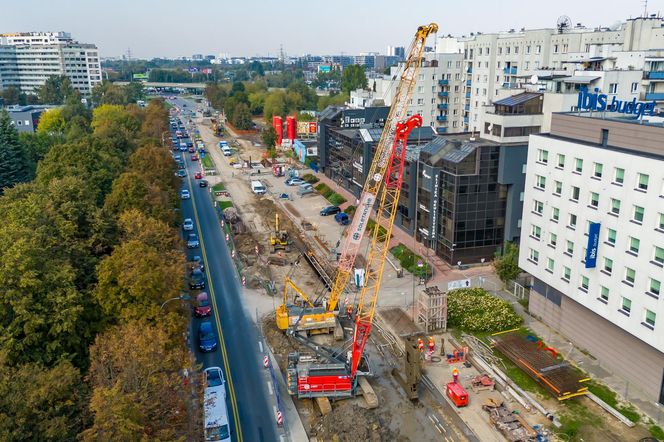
[585,222,601,268]
[578,88,656,118]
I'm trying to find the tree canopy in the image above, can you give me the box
[341,65,368,93]
[0,111,32,192]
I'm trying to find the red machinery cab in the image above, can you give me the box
[446,382,469,407]
[287,362,353,399]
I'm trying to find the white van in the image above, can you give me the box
[251,180,267,195]
[221,146,232,156]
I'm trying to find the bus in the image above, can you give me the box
[204,367,231,441]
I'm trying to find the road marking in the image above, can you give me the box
[259,341,263,353]
[273,405,277,416]
[267,381,273,396]
[188,166,244,442]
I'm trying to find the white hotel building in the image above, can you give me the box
[0,32,101,96]
[519,111,664,405]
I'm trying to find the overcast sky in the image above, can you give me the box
[1,0,662,58]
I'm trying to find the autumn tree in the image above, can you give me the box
[141,99,169,141]
[91,104,141,152]
[37,108,66,135]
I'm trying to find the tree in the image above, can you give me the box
[0,110,31,191]
[19,131,57,166]
[263,90,287,121]
[317,92,349,111]
[341,64,368,93]
[104,171,177,226]
[36,108,66,135]
[231,81,245,94]
[231,102,252,130]
[248,91,267,115]
[494,242,521,284]
[1,86,20,105]
[37,75,76,105]
[141,99,169,141]
[91,104,141,152]
[262,126,277,149]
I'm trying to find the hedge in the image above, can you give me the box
[390,244,432,278]
[302,173,319,184]
[447,288,522,333]
[344,205,356,215]
[314,183,333,198]
[328,193,346,206]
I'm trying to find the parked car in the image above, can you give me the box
[297,183,314,196]
[199,179,208,188]
[285,177,305,186]
[174,154,181,161]
[186,141,194,148]
[194,292,212,317]
[187,233,200,248]
[191,154,199,161]
[178,161,185,169]
[182,218,194,231]
[189,268,205,289]
[180,189,190,200]
[190,255,205,272]
[179,143,187,151]
[204,366,225,388]
[188,147,195,153]
[177,170,187,178]
[335,212,350,225]
[194,171,202,179]
[320,206,341,216]
[198,321,217,352]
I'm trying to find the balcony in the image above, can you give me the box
[464,104,470,111]
[465,92,471,98]
[436,115,447,122]
[437,103,448,110]
[466,79,471,86]
[463,116,469,123]
[503,67,518,75]
[644,71,664,80]
[467,67,473,73]
[502,82,518,89]
[438,79,449,86]
[645,92,664,101]
[438,91,449,98]
[436,127,447,134]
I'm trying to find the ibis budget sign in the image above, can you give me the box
[577,88,656,118]
[585,222,601,268]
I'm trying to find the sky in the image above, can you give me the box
[1,0,662,59]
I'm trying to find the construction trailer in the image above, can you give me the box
[417,286,448,332]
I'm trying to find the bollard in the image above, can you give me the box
[263,355,269,368]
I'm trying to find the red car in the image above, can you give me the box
[194,292,211,317]
[188,147,195,153]
[191,154,199,161]
[194,171,203,179]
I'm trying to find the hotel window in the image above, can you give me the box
[557,154,565,168]
[654,246,664,265]
[580,275,589,291]
[621,297,632,314]
[571,186,580,201]
[565,240,574,255]
[568,213,577,228]
[604,258,613,274]
[554,181,562,196]
[536,45,541,54]
[546,258,555,272]
[631,82,638,93]
[498,47,502,55]
[506,47,511,54]
[552,207,560,222]
[613,167,624,184]
[625,267,636,284]
[589,192,599,208]
[650,278,661,297]
[549,233,557,247]
[529,248,539,263]
[533,200,543,214]
[536,175,546,190]
[609,83,618,94]
[562,266,571,282]
[574,158,583,173]
[593,162,603,178]
[637,173,649,191]
[553,44,559,53]
[563,44,568,53]
[607,228,616,245]
[537,149,548,164]
[599,286,609,302]
[526,45,531,54]
[531,225,541,239]
[633,205,645,223]
[645,310,656,328]
[610,198,621,215]
[525,61,530,70]
[659,213,664,231]
[628,237,640,255]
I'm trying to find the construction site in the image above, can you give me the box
[188,21,663,442]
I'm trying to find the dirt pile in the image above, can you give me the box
[310,401,398,442]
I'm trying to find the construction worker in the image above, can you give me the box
[417,338,424,352]
[428,336,435,353]
[346,305,353,319]
[452,367,459,384]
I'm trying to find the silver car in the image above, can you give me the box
[187,233,200,248]
[182,218,194,231]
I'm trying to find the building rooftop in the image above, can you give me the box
[494,92,542,106]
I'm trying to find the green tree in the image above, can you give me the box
[248,91,267,115]
[262,126,277,149]
[91,104,141,152]
[19,131,57,166]
[341,64,368,93]
[263,90,287,121]
[104,171,176,226]
[317,92,349,111]
[231,102,252,130]
[36,108,66,135]
[0,110,31,191]
[231,81,246,94]
[37,75,76,105]
[494,242,521,283]
[1,86,20,105]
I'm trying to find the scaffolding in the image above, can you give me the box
[417,286,447,332]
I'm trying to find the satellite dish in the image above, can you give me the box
[530,75,539,85]
[557,15,572,34]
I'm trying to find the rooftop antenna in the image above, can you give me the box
[556,15,572,34]
[643,0,648,17]
[279,44,285,64]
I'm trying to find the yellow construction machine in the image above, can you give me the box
[269,213,291,253]
[276,277,336,334]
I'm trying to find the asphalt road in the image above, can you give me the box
[171,97,279,442]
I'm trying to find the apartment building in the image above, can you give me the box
[0,32,101,96]
[519,111,664,404]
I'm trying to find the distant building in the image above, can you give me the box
[0,31,101,96]
[5,105,49,133]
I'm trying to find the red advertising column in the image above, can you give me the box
[286,115,296,142]
[272,116,283,146]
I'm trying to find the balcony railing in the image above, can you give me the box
[438,91,449,97]
[645,92,664,100]
[503,67,518,75]
[438,79,449,85]
[644,71,664,80]
[436,115,447,122]
[465,80,471,86]
[467,67,473,73]
[463,116,469,123]
[502,82,518,89]
[464,104,470,111]
[436,127,447,134]
[437,103,448,110]
[465,92,471,98]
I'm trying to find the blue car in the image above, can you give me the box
[335,212,350,225]
[198,321,217,352]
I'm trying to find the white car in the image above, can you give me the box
[183,218,194,231]
[181,189,190,200]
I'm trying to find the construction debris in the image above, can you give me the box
[483,398,538,442]
[417,286,448,332]
[471,374,495,393]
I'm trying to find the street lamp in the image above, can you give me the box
[160,293,192,311]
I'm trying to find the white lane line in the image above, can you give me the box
[273,405,277,416]
[259,341,263,353]
[435,425,443,434]
[267,381,273,396]
[428,415,437,426]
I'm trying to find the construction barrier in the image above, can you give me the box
[263,355,269,368]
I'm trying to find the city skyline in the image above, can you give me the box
[0,0,661,59]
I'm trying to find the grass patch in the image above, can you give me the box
[328,193,346,206]
[218,201,233,210]
[587,381,640,423]
[201,155,214,169]
[366,218,391,242]
[650,424,664,440]
[302,173,319,184]
[212,182,225,192]
[344,205,356,216]
[390,243,431,278]
[447,288,522,333]
[314,183,333,198]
